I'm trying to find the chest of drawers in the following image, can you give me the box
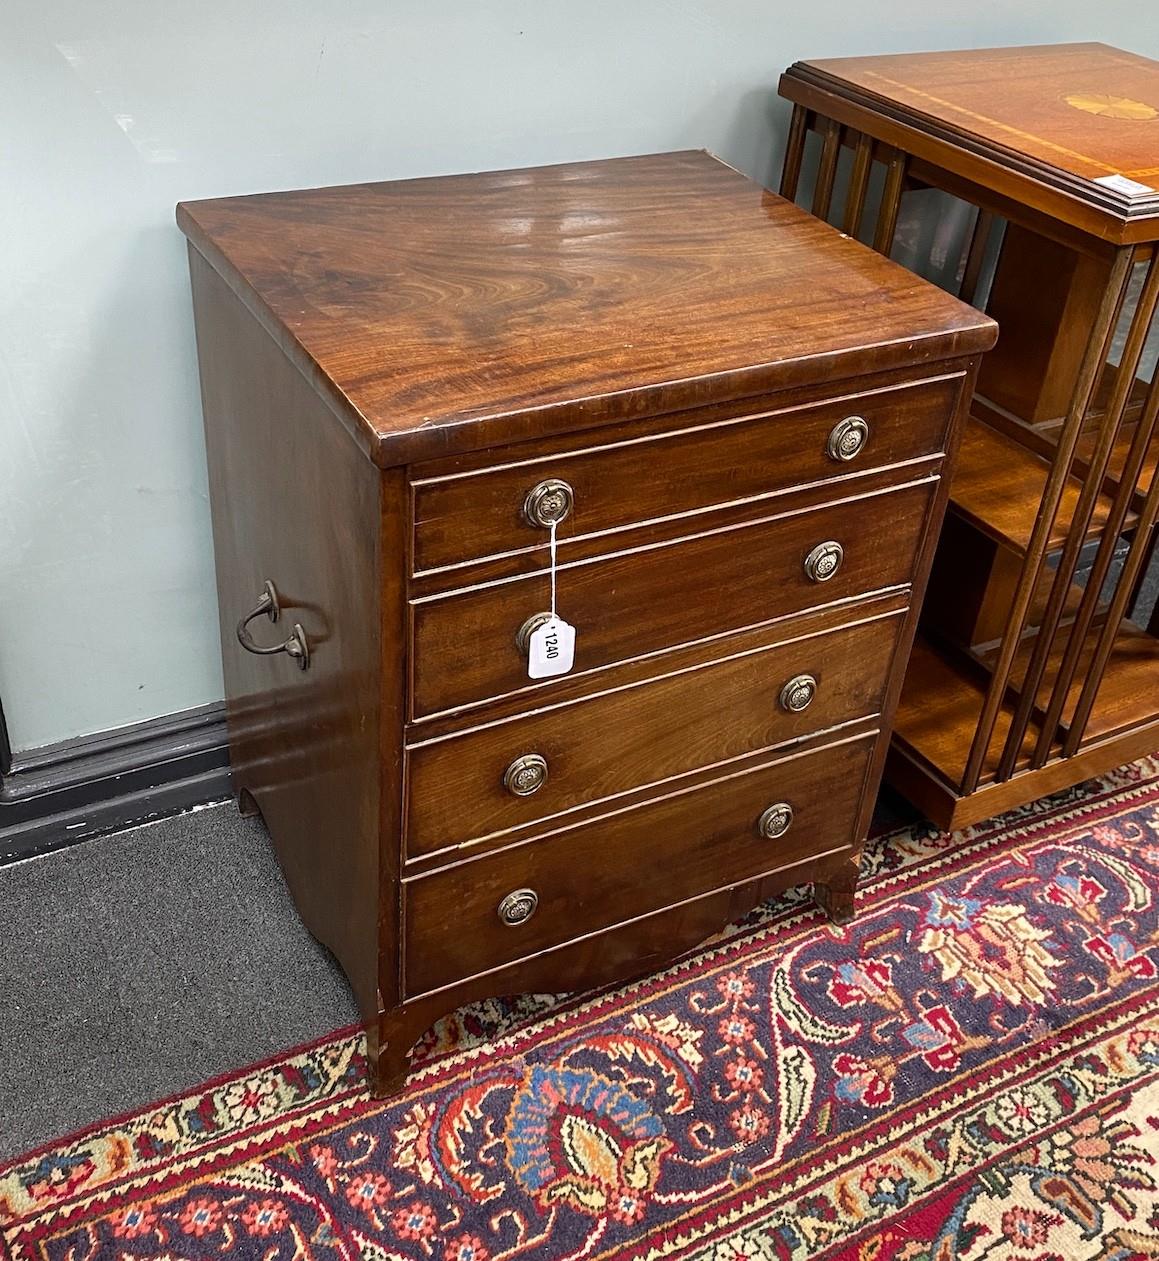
[178,151,996,1094]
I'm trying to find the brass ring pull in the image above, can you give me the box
[236,580,310,671]
[516,611,553,655]
[523,478,574,528]
[758,802,794,839]
[827,416,869,462]
[804,540,844,583]
[504,753,549,796]
[779,673,816,713]
[498,888,539,926]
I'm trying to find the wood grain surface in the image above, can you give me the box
[410,478,935,717]
[797,44,1159,186]
[410,371,960,574]
[375,845,859,1090]
[780,44,1159,242]
[403,732,874,998]
[178,152,994,466]
[406,607,903,858]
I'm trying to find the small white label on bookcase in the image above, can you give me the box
[1094,173,1155,197]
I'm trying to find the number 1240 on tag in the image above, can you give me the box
[527,616,577,679]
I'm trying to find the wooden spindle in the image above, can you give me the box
[1086,268,1138,429]
[1064,429,1159,755]
[843,132,874,238]
[959,209,996,307]
[960,247,1136,793]
[811,118,842,222]
[1031,259,1159,764]
[872,149,907,256]
[779,104,809,203]
[1002,252,1159,774]
[1145,534,1159,636]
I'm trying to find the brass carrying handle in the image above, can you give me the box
[236,580,310,670]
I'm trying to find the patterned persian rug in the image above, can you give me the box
[3,759,1158,1261]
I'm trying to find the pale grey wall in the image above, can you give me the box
[2,2,1156,752]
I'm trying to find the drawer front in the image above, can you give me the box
[404,733,873,997]
[410,374,958,574]
[411,478,934,717]
[407,609,902,858]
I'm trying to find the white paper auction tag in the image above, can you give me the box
[528,615,576,679]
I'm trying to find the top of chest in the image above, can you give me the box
[178,150,993,467]
[781,43,1159,239]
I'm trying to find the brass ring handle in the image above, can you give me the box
[504,753,549,797]
[236,580,310,671]
[779,673,816,713]
[498,888,539,926]
[804,540,844,583]
[757,802,794,839]
[523,478,574,529]
[827,416,869,462]
[516,611,553,655]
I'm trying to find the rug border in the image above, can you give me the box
[806,1067,1159,1261]
[0,1021,357,1176]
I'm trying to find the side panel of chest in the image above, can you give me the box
[188,247,405,1021]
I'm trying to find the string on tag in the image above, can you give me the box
[549,519,558,619]
[526,517,576,679]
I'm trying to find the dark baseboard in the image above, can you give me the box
[0,703,233,865]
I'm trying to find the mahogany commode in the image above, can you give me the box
[178,151,995,1093]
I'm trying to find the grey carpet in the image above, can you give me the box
[0,803,357,1163]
